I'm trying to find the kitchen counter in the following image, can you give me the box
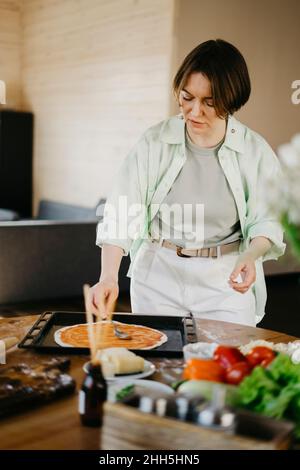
[0,313,297,450]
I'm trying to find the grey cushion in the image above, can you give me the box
[95,198,106,220]
[0,208,19,221]
[37,200,98,221]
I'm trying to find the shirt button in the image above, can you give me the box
[231,129,236,133]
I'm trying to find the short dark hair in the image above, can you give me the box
[173,39,251,118]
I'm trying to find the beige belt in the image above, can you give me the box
[152,239,240,258]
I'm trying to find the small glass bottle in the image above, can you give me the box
[79,361,107,427]
[193,385,236,433]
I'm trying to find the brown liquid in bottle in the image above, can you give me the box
[79,361,107,427]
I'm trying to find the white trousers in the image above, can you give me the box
[130,240,256,327]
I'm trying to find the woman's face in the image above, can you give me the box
[179,72,225,136]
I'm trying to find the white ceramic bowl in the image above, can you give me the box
[183,342,218,362]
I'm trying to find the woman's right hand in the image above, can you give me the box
[88,278,119,320]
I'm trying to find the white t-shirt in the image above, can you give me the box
[150,129,242,248]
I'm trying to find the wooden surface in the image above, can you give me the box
[0,313,298,450]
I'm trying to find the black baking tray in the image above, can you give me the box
[18,311,197,358]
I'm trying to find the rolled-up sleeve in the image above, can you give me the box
[245,140,286,262]
[96,137,148,256]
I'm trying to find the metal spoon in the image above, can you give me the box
[111,321,132,340]
[94,306,131,340]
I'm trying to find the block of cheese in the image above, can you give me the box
[3,337,19,349]
[96,347,145,376]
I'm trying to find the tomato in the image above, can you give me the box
[225,361,252,385]
[261,356,276,368]
[214,345,247,369]
[246,347,276,367]
[183,358,225,382]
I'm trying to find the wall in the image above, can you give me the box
[172,0,300,150]
[0,0,22,108]
[20,0,175,211]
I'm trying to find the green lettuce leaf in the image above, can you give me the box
[269,354,300,385]
[239,366,280,406]
[238,353,300,439]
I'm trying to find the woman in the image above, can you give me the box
[89,39,285,326]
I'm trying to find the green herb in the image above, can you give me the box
[116,384,135,401]
[171,379,188,391]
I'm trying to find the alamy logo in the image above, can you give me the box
[291,80,300,105]
[97,196,205,246]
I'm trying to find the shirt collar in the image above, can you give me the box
[159,113,246,154]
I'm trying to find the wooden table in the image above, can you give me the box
[0,314,298,450]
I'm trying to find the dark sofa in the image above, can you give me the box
[0,200,130,304]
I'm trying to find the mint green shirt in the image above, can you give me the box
[97,114,286,323]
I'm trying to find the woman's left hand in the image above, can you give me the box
[228,254,256,293]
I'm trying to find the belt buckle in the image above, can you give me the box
[176,246,191,258]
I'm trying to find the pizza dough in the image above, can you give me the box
[54,321,168,350]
